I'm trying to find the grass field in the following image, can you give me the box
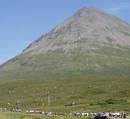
[0,75,130,112]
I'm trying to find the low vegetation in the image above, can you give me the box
[0,75,130,112]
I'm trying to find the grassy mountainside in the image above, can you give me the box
[0,46,130,80]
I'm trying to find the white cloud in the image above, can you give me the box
[104,3,129,15]
[104,6,123,14]
[23,40,33,45]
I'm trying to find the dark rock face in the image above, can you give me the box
[94,116,108,119]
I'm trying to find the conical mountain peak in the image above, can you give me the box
[0,7,130,80]
[76,7,104,15]
[23,7,130,54]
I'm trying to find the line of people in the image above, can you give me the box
[25,110,129,118]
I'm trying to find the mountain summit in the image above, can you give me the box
[0,7,130,80]
[24,7,130,54]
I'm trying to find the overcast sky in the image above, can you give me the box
[0,0,130,64]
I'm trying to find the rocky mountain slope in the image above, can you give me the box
[0,7,130,80]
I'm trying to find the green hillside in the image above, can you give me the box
[0,46,130,80]
[0,76,130,112]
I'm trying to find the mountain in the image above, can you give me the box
[0,7,130,80]
[0,7,130,112]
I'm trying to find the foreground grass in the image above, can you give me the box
[0,75,130,112]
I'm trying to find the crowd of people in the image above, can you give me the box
[0,107,129,118]
[26,110,129,118]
